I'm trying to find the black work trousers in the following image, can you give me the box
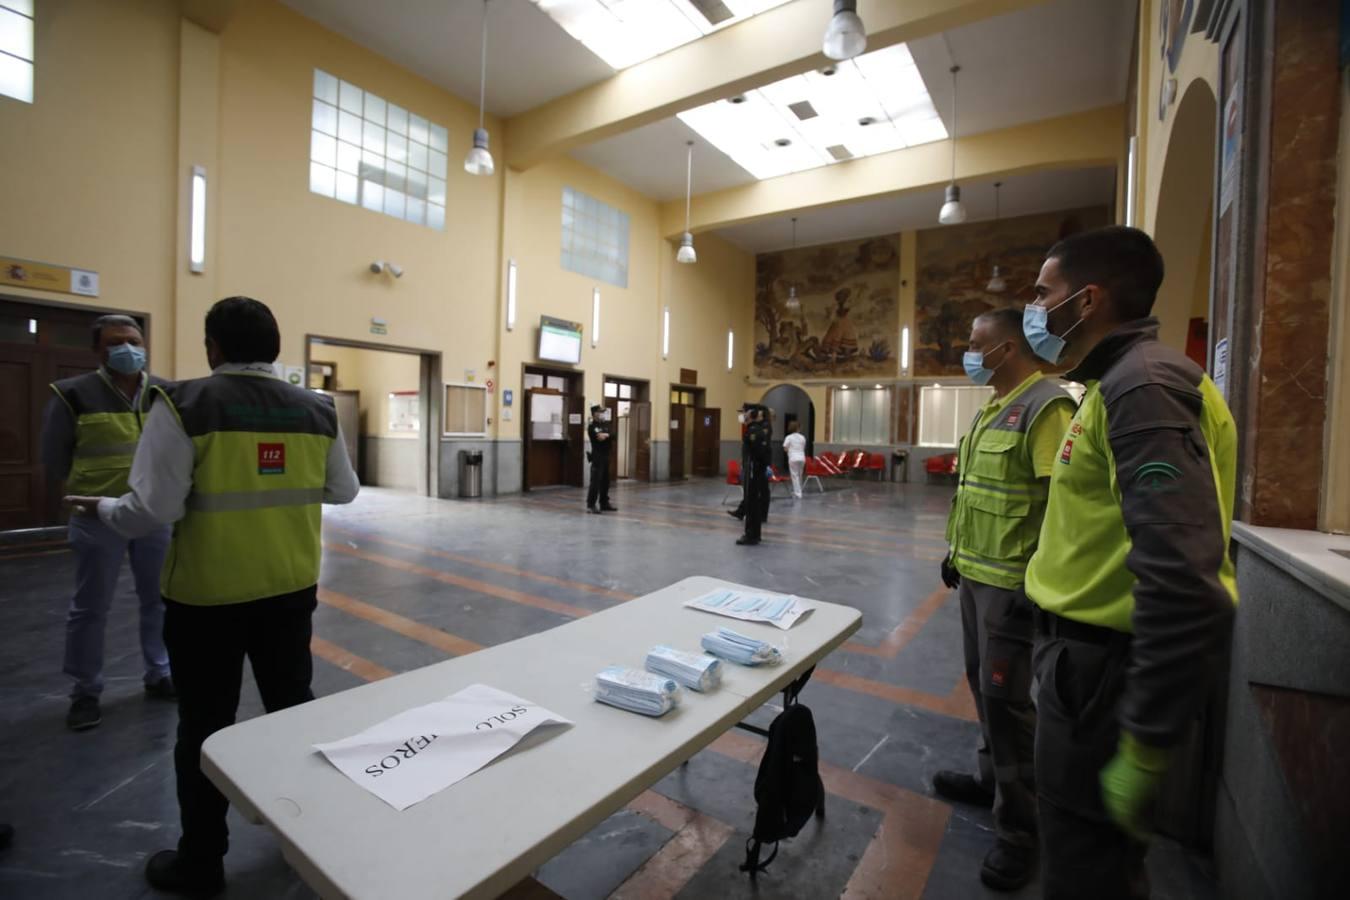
[742,460,771,541]
[959,579,1037,849]
[1033,612,1148,900]
[163,586,318,865]
[587,459,611,509]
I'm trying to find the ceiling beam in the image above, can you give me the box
[504,0,1052,170]
[658,104,1126,237]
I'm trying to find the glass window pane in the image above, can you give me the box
[408,141,428,173]
[429,123,448,153]
[364,92,386,125]
[361,180,384,211]
[385,161,407,193]
[383,189,405,219]
[409,113,428,145]
[0,55,33,104]
[604,382,618,398]
[406,168,427,200]
[313,69,338,105]
[405,197,426,225]
[312,99,338,136]
[428,149,447,179]
[0,1,34,17]
[362,120,386,152]
[335,171,358,204]
[427,176,446,206]
[309,162,336,198]
[387,103,408,136]
[386,131,408,164]
[427,203,445,231]
[310,131,336,167]
[339,79,362,113]
[338,110,362,145]
[619,384,632,399]
[336,140,361,174]
[0,8,33,61]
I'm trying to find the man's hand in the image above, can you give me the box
[1099,733,1171,842]
[64,496,103,517]
[940,553,961,589]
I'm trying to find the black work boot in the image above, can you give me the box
[980,840,1035,891]
[145,850,225,897]
[66,696,102,732]
[931,769,994,807]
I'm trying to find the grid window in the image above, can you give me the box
[310,68,447,230]
[562,186,629,288]
[444,383,487,436]
[917,385,996,447]
[0,1,35,104]
[831,388,891,444]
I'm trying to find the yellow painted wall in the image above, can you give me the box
[0,0,181,368]
[310,344,420,439]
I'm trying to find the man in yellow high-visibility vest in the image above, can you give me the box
[933,307,1075,891]
[68,297,359,896]
[41,315,175,731]
[1022,227,1237,899]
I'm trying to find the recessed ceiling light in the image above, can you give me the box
[532,0,792,70]
[678,43,945,180]
[729,94,747,104]
[821,66,837,76]
[774,138,792,147]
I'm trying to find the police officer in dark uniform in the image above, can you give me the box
[738,404,772,545]
[586,405,616,514]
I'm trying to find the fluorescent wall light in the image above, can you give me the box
[189,166,206,274]
[1126,135,1138,227]
[662,305,670,359]
[505,259,517,330]
[726,329,734,370]
[591,287,601,347]
[27,318,37,334]
[901,326,910,371]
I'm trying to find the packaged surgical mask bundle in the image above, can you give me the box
[700,628,783,667]
[646,645,723,693]
[593,666,681,717]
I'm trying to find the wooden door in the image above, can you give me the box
[693,407,720,476]
[523,389,565,490]
[564,393,585,488]
[633,402,651,482]
[669,403,688,480]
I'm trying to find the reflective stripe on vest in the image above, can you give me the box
[945,376,1071,590]
[51,370,158,497]
[156,372,337,606]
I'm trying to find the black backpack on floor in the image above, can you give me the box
[739,699,826,875]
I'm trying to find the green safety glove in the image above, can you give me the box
[1099,732,1172,842]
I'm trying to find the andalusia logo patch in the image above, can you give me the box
[1134,461,1181,491]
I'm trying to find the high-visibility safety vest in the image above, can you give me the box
[945,374,1075,590]
[154,371,337,606]
[50,369,166,497]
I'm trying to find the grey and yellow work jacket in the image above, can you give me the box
[945,374,1074,590]
[49,369,167,497]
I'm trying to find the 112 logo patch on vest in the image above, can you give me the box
[258,442,286,475]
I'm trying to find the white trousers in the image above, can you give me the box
[788,457,805,498]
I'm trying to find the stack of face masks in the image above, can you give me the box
[645,645,723,693]
[700,628,783,667]
[593,666,681,717]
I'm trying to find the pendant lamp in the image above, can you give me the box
[938,65,966,225]
[677,141,697,264]
[785,217,800,309]
[986,182,1007,293]
[464,0,494,176]
[823,0,866,61]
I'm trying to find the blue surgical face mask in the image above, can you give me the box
[1023,287,1088,364]
[962,343,1010,385]
[106,343,147,375]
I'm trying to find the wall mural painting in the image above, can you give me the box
[754,235,899,379]
[914,206,1110,377]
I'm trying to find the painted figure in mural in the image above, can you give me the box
[819,288,860,362]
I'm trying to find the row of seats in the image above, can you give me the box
[723,449,888,502]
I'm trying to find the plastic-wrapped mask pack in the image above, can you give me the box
[700,628,783,667]
[593,666,681,716]
[645,645,723,693]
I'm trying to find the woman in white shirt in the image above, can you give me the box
[783,421,807,499]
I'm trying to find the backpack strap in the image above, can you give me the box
[783,665,815,706]
[739,837,779,876]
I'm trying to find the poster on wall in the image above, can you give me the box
[1,256,99,297]
[1213,338,1229,402]
[1219,23,1243,214]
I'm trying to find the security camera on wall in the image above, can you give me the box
[369,260,404,278]
[370,260,384,274]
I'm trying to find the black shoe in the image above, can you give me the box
[727,510,745,520]
[980,841,1035,891]
[600,505,618,512]
[0,823,13,851]
[66,696,102,732]
[587,507,601,515]
[736,537,760,546]
[145,850,225,897]
[931,770,994,808]
[145,676,177,701]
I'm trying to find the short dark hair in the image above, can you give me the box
[90,314,141,348]
[973,307,1032,356]
[591,405,603,414]
[1046,226,1165,321]
[205,296,281,364]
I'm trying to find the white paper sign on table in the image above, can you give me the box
[684,588,815,630]
[314,684,572,811]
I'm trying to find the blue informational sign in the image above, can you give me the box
[503,389,514,407]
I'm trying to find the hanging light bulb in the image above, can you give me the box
[986,182,1007,293]
[823,0,866,61]
[785,217,800,309]
[938,65,966,225]
[677,141,697,264]
[464,0,495,176]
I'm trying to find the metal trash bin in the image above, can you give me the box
[459,450,483,498]
[891,449,909,483]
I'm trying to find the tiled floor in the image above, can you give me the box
[0,480,1217,899]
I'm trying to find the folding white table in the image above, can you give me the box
[202,575,862,900]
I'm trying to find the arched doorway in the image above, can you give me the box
[761,384,814,472]
[1152,80,1218,360]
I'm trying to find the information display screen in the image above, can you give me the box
[538,316,582,365]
